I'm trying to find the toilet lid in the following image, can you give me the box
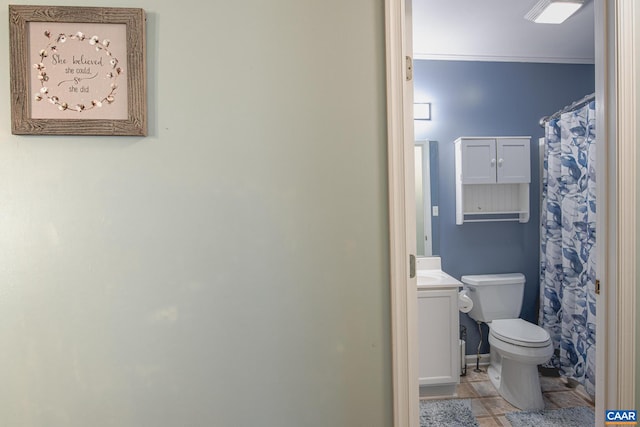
[490,319,551,348]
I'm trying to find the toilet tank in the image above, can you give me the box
[461,273,525,323]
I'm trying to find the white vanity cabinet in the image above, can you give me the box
[417,286,460,396]
[455,136,531,224]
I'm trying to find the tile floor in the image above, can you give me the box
[421,367,595,427]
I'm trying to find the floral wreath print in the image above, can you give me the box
[33,30,123,112]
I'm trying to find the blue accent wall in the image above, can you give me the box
[414,60,595,354]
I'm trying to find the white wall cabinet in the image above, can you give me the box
[455,137,531,224]
[460,138,530,184]
[417,287,459,395]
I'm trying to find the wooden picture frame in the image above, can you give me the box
[9,5,147,136]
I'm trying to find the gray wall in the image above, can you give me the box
[0,1,392,426]
[414,60,595,354]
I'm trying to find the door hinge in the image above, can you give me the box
[595,279,600,295]
[409,254,416,279]
[405,56,413,81]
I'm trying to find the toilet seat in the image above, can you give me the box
[489,318,551,348]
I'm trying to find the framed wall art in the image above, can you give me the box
[9,5,147,136]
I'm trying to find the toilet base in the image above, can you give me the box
[488,358,545,411]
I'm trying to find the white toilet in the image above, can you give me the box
[461,273,553,411]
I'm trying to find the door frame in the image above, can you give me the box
[602,0,637,416]
[385,0,419,425]
[385,0,637,425]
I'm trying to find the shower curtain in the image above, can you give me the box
[539,98,596,397]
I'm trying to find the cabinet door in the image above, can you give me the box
[496,138,530,183]
[417,288,459,385]
[460,139,496,184]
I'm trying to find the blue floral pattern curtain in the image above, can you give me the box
[539,99,596,397]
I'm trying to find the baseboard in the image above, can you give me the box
[419,383,457,399]
[463,353,490,370]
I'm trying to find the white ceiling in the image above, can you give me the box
[412,0,595,64]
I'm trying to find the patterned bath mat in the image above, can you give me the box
[505,406,594,427]
[419,399,478,427]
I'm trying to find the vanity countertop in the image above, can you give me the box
[417,269,462,289]
[415,256,462,289]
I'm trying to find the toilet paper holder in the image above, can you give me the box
[458,289,473,313]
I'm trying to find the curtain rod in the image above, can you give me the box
[539,93,595,127]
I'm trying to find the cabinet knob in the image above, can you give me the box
[498,158,504,167]
[491,158,496,167]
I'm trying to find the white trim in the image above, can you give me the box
[464,353,491,368]
[594,0,617,425]
[594,0,615,424]
[396,2,638,425]
[595,0,637,423]
[614,0,637,409]
[412,52,595,65]
[385,0,419,426]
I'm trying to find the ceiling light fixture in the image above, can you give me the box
[525,0,584,24]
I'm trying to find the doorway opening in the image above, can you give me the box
[385,0,638,426]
